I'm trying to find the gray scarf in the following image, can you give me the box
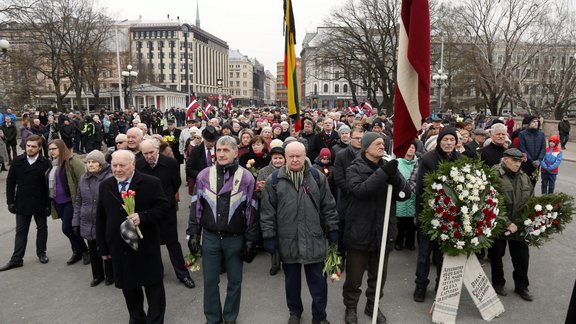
[48,159,59,198]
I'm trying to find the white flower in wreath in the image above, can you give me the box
[440,234,449,241]
[441,175,447,182]
[431,183,438,190]
[431,219,440,228]
[456,184,463,191]
[479,184,485,190]
[524,219,533,226]
[459,195,465,201]
[471,189,479,197]
[532,229,541,236]
[492,198,499,204]
[470,237,479,246]
[461,190,470,198]
[545,204,553,211]
[455,241,465,249]
[458,175,465,183]
[476,170,482,177]
[493,207,499,216]
[552,212,558,219]
[534,204,542,212]
[461,206,469,214]
[428,200,435,208]
[484,228,492,237]
[464,225,473,233]
[450,169,459,180]
[462,165,471,173]
[472,204,479,214]
[466,183,474,189]
[540,226,546,233]
[465,173,472,180]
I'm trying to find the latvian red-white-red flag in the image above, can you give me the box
[363,101,374,116]
[186,95,201,121]
[347,106,357,114]
[225,98,232,115]
[393,0,430,158]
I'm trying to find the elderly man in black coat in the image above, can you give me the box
[185,125,219,190]
[1,135,51,271]
[136,138,195,289]
[96,149,170,324]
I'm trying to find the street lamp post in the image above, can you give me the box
[121,64,138,109]
[115,19,128,111]
[182,24,191,106]
[432,69,448,116]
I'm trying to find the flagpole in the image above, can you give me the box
[372,140,395,324]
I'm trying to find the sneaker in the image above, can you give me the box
[364,304,387,324]
[345,307,358,324]
[413,286,426,302]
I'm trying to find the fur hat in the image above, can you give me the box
[202,126,219,141]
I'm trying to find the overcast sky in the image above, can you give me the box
[101,0,347,76]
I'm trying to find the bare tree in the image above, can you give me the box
[443,0,549,116]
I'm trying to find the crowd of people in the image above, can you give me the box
[0,104,572,324]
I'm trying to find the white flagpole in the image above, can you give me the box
[372,139,397,324]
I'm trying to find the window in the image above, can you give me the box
[497,55,503,64]
[230,72,233,78]
[243,81,247,86]
[335,71,340,79]
[243,72,247,78]
[102,71,107,78]
[236,81,240,86]
[314,84,318,95]
[236,72,240,78]
[534,56,539,65]
[343,84,348,93]
[229,81,233,87]
[323,84,328,92]
[335,84,339,93]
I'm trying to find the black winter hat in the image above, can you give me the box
[437,126,458,144]
[202,126,219,141]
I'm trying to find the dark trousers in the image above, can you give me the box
[396,217,417,248]
[54,202,87,254]
[490,239,530,290]
[73,134,82,153]
[6,140,17,162]
[415,230,443,289]
[87,240,113,280]
[122,281,166,324]
[521,162,538,187]
[283,261,327,321]
[202,231,244,324]
[163,241,189,280]
[560,132,569,149]
[541,172,557,194]
[343,248,390,308]
[11,213,48,263]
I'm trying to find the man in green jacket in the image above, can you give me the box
[260,141,339,324]
[491,148,534,301]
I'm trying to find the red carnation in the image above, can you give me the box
[486,219,492,227]
[449,205,458,214]
[447,215,455,222]
[476,220,484,227]
[442,212,450,219]
[529,215,535,221]
[453,222,460,228]
[440,224,449,231]
[476,228,483,235]
[443,196,451,205]
[435,195,441,202]
[553,220,559,226]
[537,211,543,216]
[436,207,444,214]
[453,231,461,238]
[439,188,446,195]
[483,208,490,215]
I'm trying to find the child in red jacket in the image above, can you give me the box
[540,135,563,194]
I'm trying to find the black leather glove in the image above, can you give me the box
[328,230,339,245]
[381,159,399,177]
[8,203,17,214]
[188,234,201,255]
[241,240,257,263]
[72,226,80,237]
[263,237,278,254]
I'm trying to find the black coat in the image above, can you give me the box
[6,153,51,215]
[479,142,505,167]
[136,154,181,244]
[185,142,210,180]
[309,131,340,161]
[96,171,169,289]
[344,155,410,252]
[332,145,360,219]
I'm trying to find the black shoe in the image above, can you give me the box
[312,320,330,324]
[407,245,416,251]
[67,252,82,265]
[105,278,114,286]
[38,254,49,264]
[364,304,387,324]
[494,286,507,296]
[82,251,90,265]
[287,314,301,324]
[514,288,533,301]
[180,277,195,288]
[0,261,23,271]
[413,286,426,302]
[345,307,358,324]
[394,243,402,251]
[90,278,104,287]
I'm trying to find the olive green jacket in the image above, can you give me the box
[49,155,86,219]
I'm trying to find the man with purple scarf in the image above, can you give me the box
[187,135,259,324]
